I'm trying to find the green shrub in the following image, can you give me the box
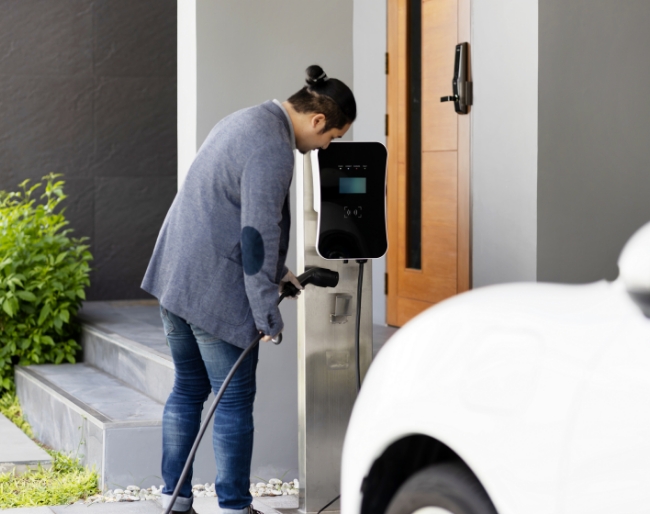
[0,174,92,391]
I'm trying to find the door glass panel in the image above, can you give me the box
[407,0,422,270]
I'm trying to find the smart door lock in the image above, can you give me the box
[440,42,472,114]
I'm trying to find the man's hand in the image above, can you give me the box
[261,331,282,343]
[279,269,303,298]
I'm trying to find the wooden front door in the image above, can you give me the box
[386,0,471,327]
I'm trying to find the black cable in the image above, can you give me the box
[164,292,288,514]
[163,333,261,514]
[317,494,341,514]
[354,260,366,392]
[164,268,344,514]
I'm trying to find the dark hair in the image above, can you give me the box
[287,65,356,132]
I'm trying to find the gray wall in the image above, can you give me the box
[538,0,650,283]
[0,0,177,300]
[195,0,353,480]
[471,0,539,287]
[196,1,353,145]
[353,0,387,325]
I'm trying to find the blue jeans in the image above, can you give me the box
[160,306,259,514]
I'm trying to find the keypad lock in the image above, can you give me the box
[440,42,472,115]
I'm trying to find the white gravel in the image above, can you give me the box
[82,478,299,504]
[250,478,299,498]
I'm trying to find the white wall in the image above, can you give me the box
[471,0,538,286]
[177,0,197,188]
[353,0,387,325]
[181,0,354,480]
[196,1,353,145]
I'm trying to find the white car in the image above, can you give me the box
[342,221,650,514]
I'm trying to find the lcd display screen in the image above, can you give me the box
[339,177,366,194]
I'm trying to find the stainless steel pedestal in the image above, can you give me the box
[295,152,373,513]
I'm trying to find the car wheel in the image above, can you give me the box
[385,462,497,514]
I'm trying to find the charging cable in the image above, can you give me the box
[163,268,338,514]
[163,334,263,514]
[354,259,366,392]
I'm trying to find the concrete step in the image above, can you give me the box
[15,363,215,490]
[80,324,173,406]
[0,412,52,475]
[71,300,300,481]
[79,300,173,405]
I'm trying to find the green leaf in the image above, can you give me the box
[76,289,86,300]
[55,252,68,265]
[38,304,51,325]
[15,291,36,302]
[41,336,54,346]
[2,299,14,317]
[59,309,70,323]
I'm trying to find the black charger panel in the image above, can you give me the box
[316,142,388,260]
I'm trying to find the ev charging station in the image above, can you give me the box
[295,142,388,513]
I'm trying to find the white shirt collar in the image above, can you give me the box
[273,99,296,151]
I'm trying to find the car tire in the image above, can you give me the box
[385,462,498,514]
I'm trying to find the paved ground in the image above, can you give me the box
[0,412,51,475]
[1,496,303,514]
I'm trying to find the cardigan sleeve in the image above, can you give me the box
[240,144,293,336]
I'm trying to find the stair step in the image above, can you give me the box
[79,300,173,405]
[80,325,173,406]
[15,363,215,489]
[51,300,301,482]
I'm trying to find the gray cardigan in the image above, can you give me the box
[142,100,294,348]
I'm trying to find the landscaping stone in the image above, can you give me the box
[82,477,300,505]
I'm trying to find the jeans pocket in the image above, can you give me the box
[160,306,176,336]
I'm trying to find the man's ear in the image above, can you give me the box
[310,113,326,130]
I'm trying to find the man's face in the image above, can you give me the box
[297,114,350,154]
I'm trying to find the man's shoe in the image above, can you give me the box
[248,506,262,514]
[171,509,197,514]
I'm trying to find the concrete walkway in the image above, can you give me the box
[0,412,51,475]
[1,496,301,514]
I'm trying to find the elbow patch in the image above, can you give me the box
[242,226,265,275]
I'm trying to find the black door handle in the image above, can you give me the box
[440,42,472,114]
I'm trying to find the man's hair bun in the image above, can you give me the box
[288,64,356,131]
[305,65,328,86]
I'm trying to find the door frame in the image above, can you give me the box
[386,0,471,326]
